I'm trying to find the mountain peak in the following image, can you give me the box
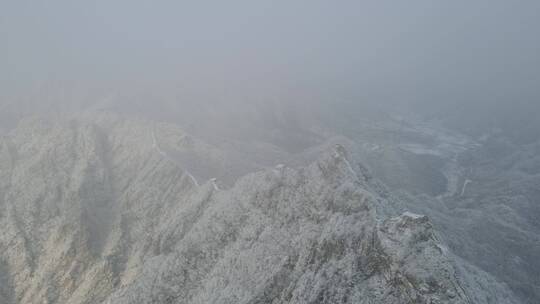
[0,115,520,304]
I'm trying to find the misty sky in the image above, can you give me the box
[1,1,539,109]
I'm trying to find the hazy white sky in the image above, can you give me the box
[1,1,539,109]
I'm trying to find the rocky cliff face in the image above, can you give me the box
[0,114,519,303]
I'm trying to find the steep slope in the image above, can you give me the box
[0,114,199,303]
[334,118,540,304]
[0,114,519,303]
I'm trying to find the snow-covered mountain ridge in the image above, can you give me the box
[0,113,519,303]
